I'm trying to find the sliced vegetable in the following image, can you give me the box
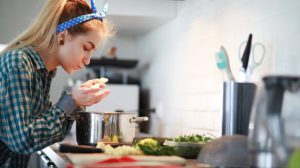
[96,142,143,156]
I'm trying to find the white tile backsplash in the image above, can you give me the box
[137,0,300,137]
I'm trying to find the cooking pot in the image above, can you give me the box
[69,111,148,146]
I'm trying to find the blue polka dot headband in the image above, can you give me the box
[56,0,108,33]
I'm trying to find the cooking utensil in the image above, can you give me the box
[238,35,265,81]
[68,111,148,146]
[59,143,103,153]
[241,34,252,71]
[237,34,252,82]
[222,82,257,136]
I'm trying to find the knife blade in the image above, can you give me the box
[241,34,252,71]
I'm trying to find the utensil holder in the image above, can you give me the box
[222,82,257,135]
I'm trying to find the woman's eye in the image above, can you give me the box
[83,46,89,52]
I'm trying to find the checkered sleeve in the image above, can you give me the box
[0,67,67,155]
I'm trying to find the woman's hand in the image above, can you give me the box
[71,78,110,106]
[80,78,108,88]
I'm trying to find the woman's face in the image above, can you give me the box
[57,29,101,74]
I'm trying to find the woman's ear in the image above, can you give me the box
[57,30,69,45]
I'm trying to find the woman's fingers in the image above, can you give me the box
[82,87,102,94]
[82,89,109,104]
[72,78,110,106]
[94,90,110,102]
[86,90,110,105]
[81,78,108,88]
[80,80,100,88]
[93,89,109,96]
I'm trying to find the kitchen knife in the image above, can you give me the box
[59,143,103,153]
[241,34,252,71]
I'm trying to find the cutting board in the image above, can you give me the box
[64,153,186,166]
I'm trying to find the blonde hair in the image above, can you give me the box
[1,0,115,55]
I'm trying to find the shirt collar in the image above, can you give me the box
[22,45,57,78]
[49,68,57,79]
[22,45,47,70]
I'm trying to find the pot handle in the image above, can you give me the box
[66,106,86,121]
[129,116,149,123]
[66,113,78,121]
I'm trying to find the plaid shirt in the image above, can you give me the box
[0,46,73,168]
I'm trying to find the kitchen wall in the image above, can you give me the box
[0,0,44,43]
[136,0,300,137]
[94,34,137,60]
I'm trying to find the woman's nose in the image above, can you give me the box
[83,57,91,65]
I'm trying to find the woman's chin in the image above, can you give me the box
[62,67,77,74]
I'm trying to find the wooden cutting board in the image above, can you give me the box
[64,153,186,166]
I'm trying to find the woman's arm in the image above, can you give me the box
[0,67,73,155]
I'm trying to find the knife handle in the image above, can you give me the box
[59,143,103,153]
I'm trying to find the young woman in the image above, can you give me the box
[0,0,114,167]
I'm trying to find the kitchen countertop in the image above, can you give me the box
[40,134,203,168]
[41,145,201,168]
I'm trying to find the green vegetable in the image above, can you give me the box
[135,138,158,148]
[135,138,176,156]
[170,134,214,143]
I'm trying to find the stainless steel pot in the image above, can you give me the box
[70,111,148,146]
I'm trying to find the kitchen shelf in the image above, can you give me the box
[87,58,138,69]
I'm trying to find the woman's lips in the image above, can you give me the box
[75,65,82,70]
